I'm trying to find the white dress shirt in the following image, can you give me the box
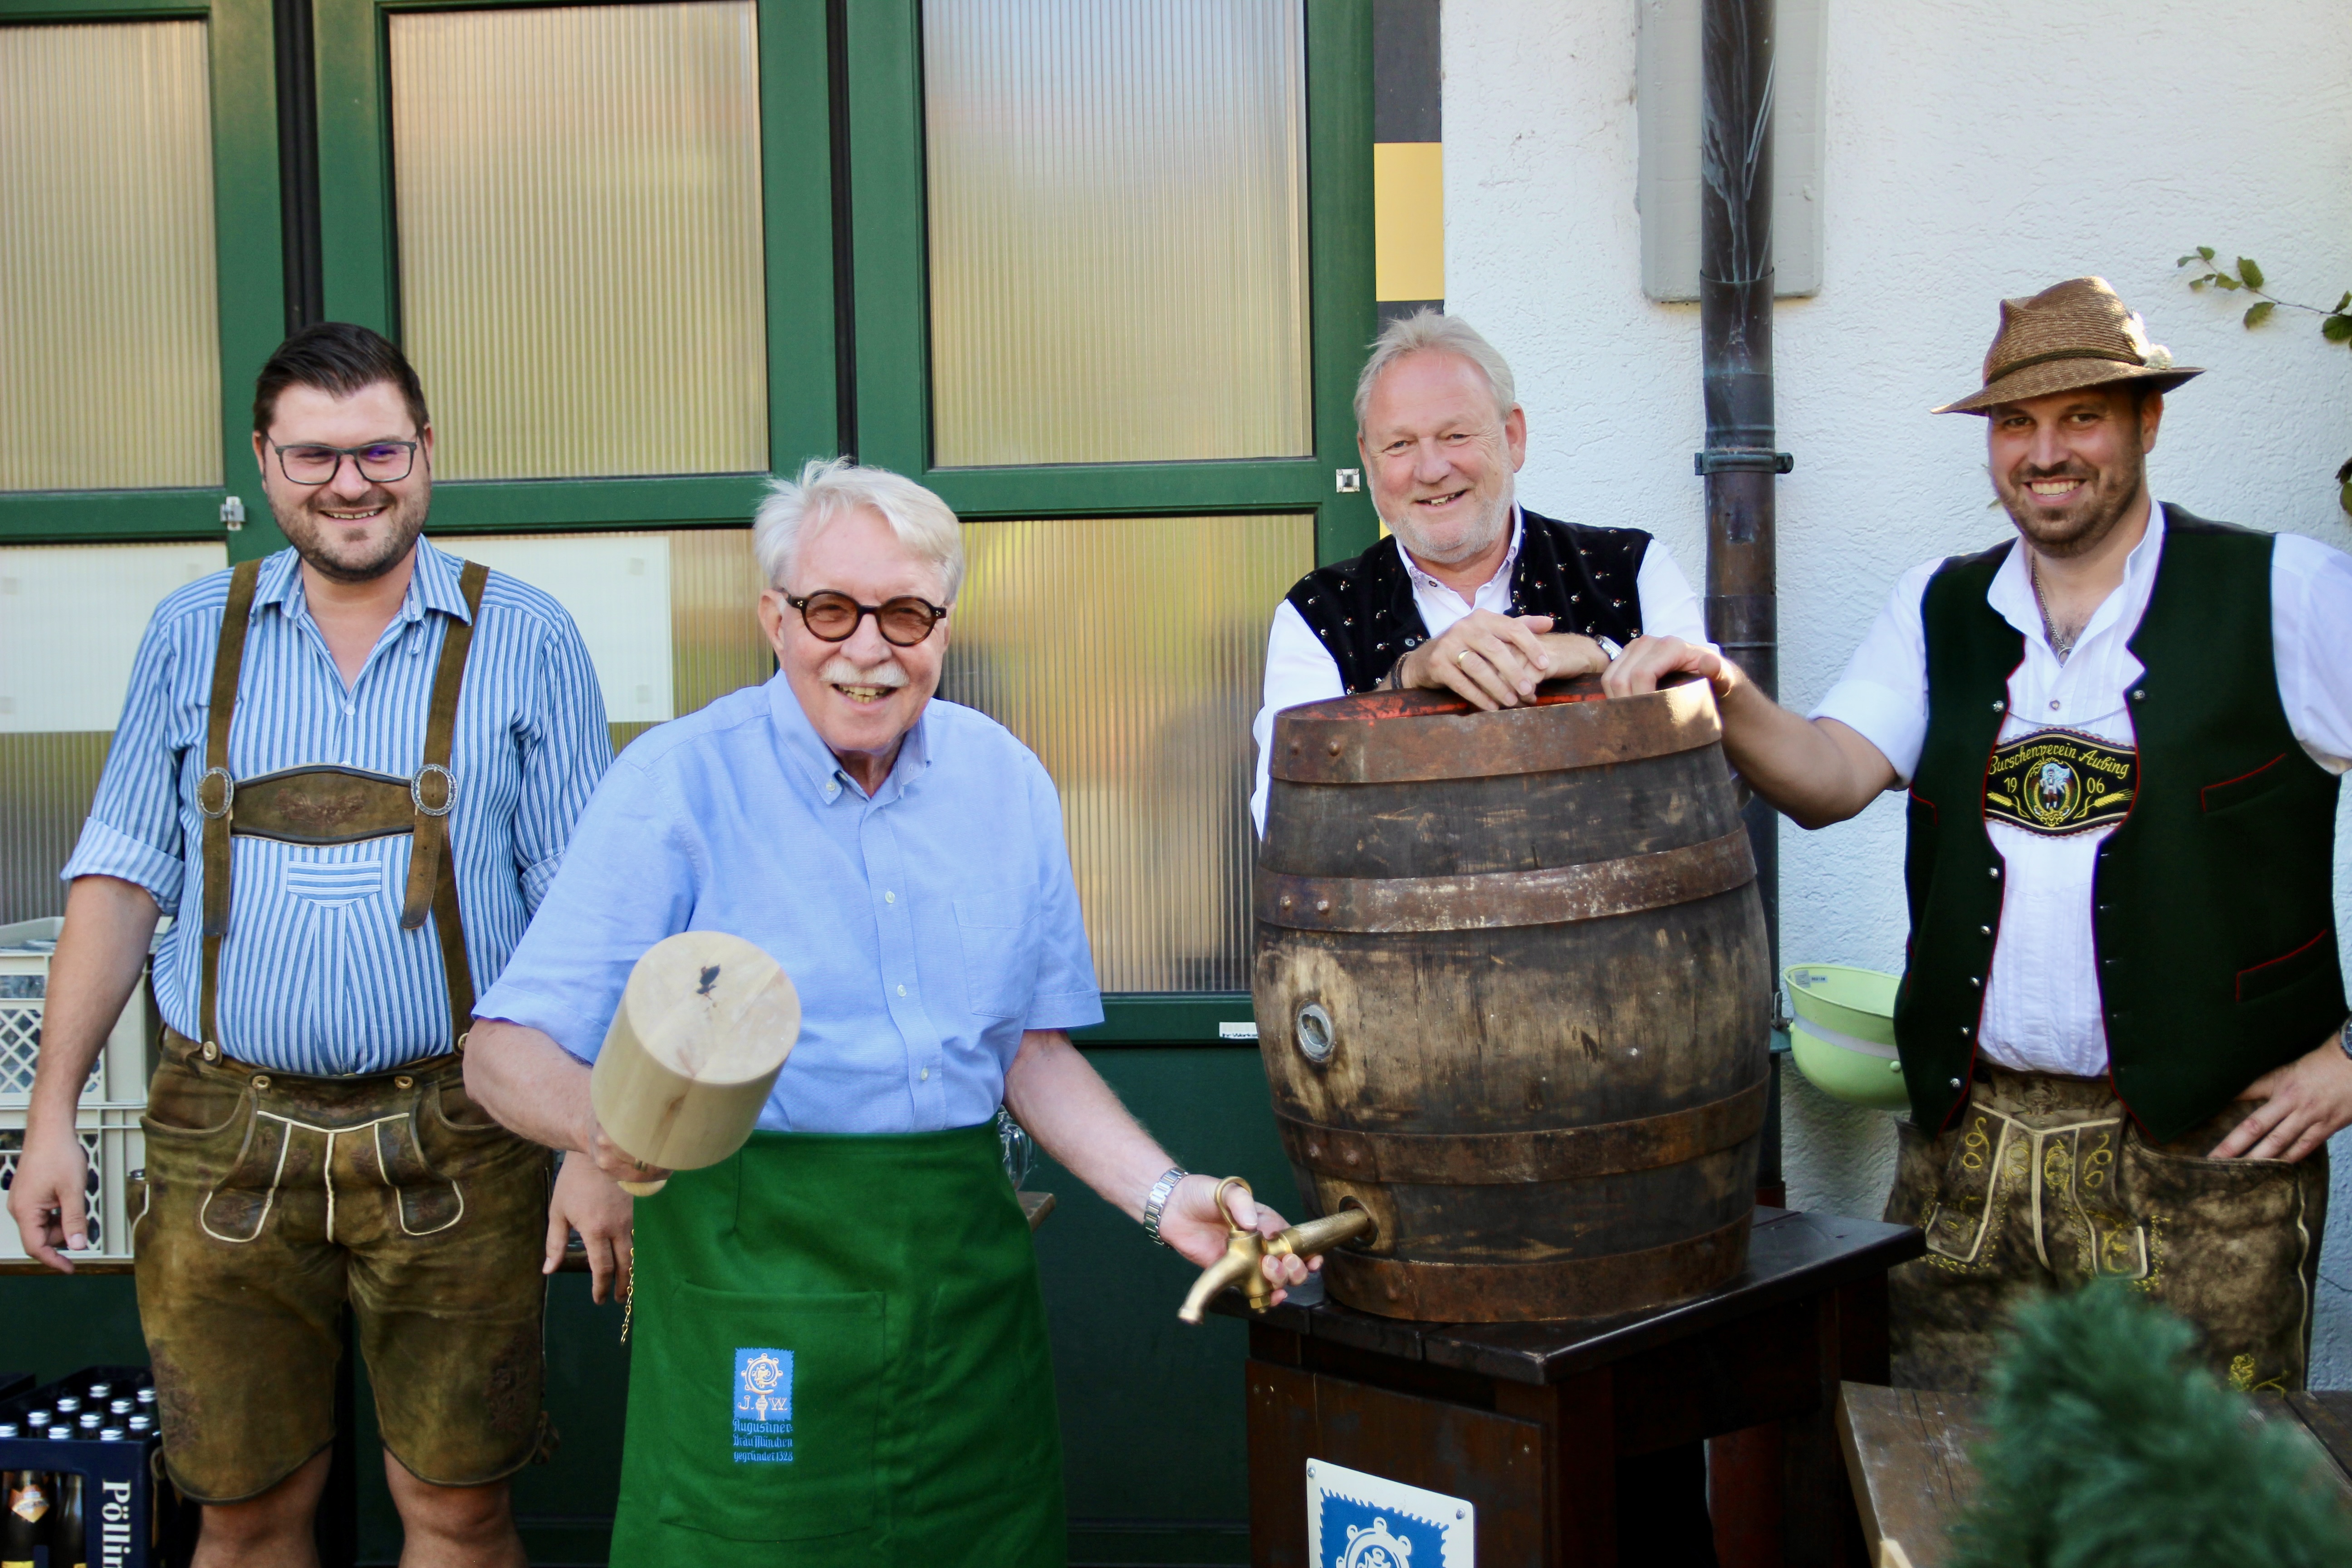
[1251,508,1709,831]
[1813,503,2352,1077]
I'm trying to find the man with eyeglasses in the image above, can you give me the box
[462,456,1312,1566]
[8,322,615,1567]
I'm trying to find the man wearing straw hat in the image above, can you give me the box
[463,457,1311,1565]
[1612,277,2352,1392]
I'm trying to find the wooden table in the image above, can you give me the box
[1220,1207,1925,1568]
[1838,1382,2352,1568]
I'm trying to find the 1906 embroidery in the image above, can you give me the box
[1983,728,2136,836]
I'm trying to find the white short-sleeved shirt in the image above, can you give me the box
[1250,508,1710,831]
[1812,503,2352,1077]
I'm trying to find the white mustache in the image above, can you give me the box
[819,656,909,690]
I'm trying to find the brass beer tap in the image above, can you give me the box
[1176,1177,1378,1323]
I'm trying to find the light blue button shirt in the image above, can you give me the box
[475,676,1104,1134]
[63,541,612,1074]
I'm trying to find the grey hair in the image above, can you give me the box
[752,456,965,603]
[1352,309,1519,431]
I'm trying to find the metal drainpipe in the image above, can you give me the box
[1698,0,1790,1200]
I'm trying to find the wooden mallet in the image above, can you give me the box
[588,931,801,1196]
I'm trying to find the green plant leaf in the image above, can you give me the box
[2190,277,2208,291]
[2177,254,2201,268]
[2199,246,2216,262]
[2335,292,2351,314]
[2245,301,2276,328]
[2216,275,2241,290]
[2341,477,2352,519]
[2238,257,2265,289]
[2323,314,2352,344]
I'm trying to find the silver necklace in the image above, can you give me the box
[2029,558,2076,663]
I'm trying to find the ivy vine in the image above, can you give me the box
[2176,248,2352,514]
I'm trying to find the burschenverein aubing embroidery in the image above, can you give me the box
[1983,728,2137,836]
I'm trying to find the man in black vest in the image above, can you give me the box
[1252,311,1723,1561]
[1612,277,2352,1392]
[1250,311,1709,830]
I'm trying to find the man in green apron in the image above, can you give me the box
[465,457,1310,1564]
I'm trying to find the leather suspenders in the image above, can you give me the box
[195,558,492,1051]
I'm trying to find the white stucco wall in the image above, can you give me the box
[1441,0,2352,1382]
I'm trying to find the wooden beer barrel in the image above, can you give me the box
[1255,675,1769,1323]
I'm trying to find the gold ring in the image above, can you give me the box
[1456,649,1472,666]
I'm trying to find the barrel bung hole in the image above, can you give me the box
[1294,1002,1334,1063]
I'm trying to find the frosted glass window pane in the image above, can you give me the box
[0,544,227,921]
[454,535,677,724]
[0,22,220,492]
[940,514,1313,991]
[0,545,229,734]
[390,3,769,480]
[924,0,1312,468]
[455,529,770,755]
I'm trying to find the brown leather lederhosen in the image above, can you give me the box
[190,556,490,1049]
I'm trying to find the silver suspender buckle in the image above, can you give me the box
[411,763,456,817]
[196,767,235,819]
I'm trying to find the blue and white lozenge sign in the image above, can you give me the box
[1306,1458,1473,1568]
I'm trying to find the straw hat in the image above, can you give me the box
[1935,276,2202,415]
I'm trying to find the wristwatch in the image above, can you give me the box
[1142,1166,1189,1245]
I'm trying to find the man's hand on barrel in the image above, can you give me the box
[1393,611,1607,710]
[1600,633,1738,701]
[549,1152,637,1303]
[1157,1175,1315,1297]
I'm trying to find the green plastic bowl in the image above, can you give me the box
[1783,963,1909,1110]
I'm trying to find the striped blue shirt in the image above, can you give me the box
[475,678,1103,1135]
[64,540,612,1075]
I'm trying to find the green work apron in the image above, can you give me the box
[611,1121,1065,1566]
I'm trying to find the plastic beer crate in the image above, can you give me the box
[1,917,156,1263]
[0,1365,193,1568]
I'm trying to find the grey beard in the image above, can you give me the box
[1387,487,1514,568]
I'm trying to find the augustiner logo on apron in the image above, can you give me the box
[1984,728,2136,836]
[733,1348,794,1465]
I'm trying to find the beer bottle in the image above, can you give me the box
[50,1472,86,1568]
[3,1469,51,1568]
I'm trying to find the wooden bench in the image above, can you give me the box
[1836,1382,2352,1568]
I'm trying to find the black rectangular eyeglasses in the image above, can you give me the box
[271,440,419,485]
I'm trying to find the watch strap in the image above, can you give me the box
[1142,1166,1188,1246]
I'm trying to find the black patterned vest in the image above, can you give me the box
[1895,507,2344,1141]
[1283,509,1652,693]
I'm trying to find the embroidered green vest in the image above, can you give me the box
[1895,507,2345,1141]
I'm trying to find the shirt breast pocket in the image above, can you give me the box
[955,897,1039,1020]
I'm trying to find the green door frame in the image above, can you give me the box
[838,0,1377,1043]
[301,0,1377,1045]
[0,0,284,548]
[841,0,1378,557]
[309,0,838,535]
